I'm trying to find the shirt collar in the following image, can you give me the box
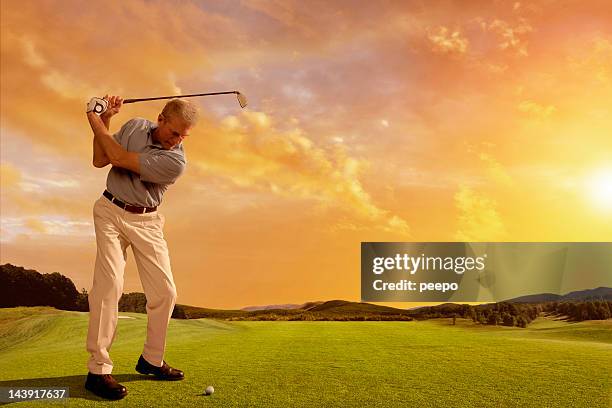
[148,124,163,148]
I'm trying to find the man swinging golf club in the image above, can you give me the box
[84,95,197,400]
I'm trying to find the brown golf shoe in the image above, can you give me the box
[135,355,184,381]
[85,373,128,400]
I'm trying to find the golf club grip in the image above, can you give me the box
[123,91,239,104]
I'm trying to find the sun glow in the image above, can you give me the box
[586,168,612,211]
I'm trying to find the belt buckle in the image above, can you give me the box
[141,207,146,214]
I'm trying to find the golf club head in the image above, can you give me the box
[236,92,248,109]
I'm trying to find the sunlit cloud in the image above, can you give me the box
[19,37,46,68]
[191,110,410,235]
[1,216,93,239]
[454,186,506,241]
[517,100,556,119]
[480,18,533,56]
[0,162,22,187]
[428,26,469,55]
[478,153,514,187]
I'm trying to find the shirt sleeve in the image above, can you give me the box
[138,151,186,184]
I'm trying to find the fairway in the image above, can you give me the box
[0,307,610,407]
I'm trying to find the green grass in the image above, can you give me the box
[0,308,610,407]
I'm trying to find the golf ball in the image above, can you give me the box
[205,386,214,395]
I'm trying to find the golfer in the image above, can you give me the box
[84,95,197,400]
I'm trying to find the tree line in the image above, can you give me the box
[471,303,540,328]
[408,303,541,328]
[2,264,610,324]
[1,264,87,311]
[0,264,184,316]
[407,299,611,328]
[544,300,612,321]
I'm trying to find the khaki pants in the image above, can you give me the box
[86,195,176,375]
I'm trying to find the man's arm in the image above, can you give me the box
[87,112,140,174]
[92,114,111,168]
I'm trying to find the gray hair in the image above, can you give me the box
[161,98,199,126]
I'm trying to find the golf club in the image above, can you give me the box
[123,91,248,108]
[86,91,247,115]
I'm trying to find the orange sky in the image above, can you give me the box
[1,0,611,309]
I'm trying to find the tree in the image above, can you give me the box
[586,302,597,320]
[478,313,487,325]
[502,313,515,327]
[76,288,89,312]
[487,312,500,325]
[596,305,610,320]
[171,305,187,319]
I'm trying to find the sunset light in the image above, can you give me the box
[586,168,612,211]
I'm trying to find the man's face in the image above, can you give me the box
[155,114,192,150]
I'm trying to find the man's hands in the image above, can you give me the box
[100,95,123,120]
[91,94,122,168]
[88,96,140,174]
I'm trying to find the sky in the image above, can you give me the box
[1,0,611,309]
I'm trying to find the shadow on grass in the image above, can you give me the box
[0,374,152,405]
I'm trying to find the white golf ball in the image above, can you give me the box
[205,385,214,395]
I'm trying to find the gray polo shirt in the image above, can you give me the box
[106,117,186,207]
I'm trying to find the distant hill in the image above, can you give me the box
[241,303,312,311]
[506,287,612,303]
[241,301,328,311]
[305,299,409,315]
[178,299,413,321]
[563,287,612,300]
[506,293,562,303]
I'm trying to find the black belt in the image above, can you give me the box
[103,190,157,214]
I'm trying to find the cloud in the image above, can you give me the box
[517,100,556,119]
[567,36,612,85]
[24,217,47,233]
[0,159,94,229]
[241,0,317,39]
[0,0,228,154]
[428,26,469,55]
[0,162,22,187]
[454,186,506,241]
[190,110,411,235]
[478,153,514,187]
[19,37,46,68]
[481,18,533,56]
[2,215,93,241]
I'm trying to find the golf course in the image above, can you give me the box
[0,307,610,407]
